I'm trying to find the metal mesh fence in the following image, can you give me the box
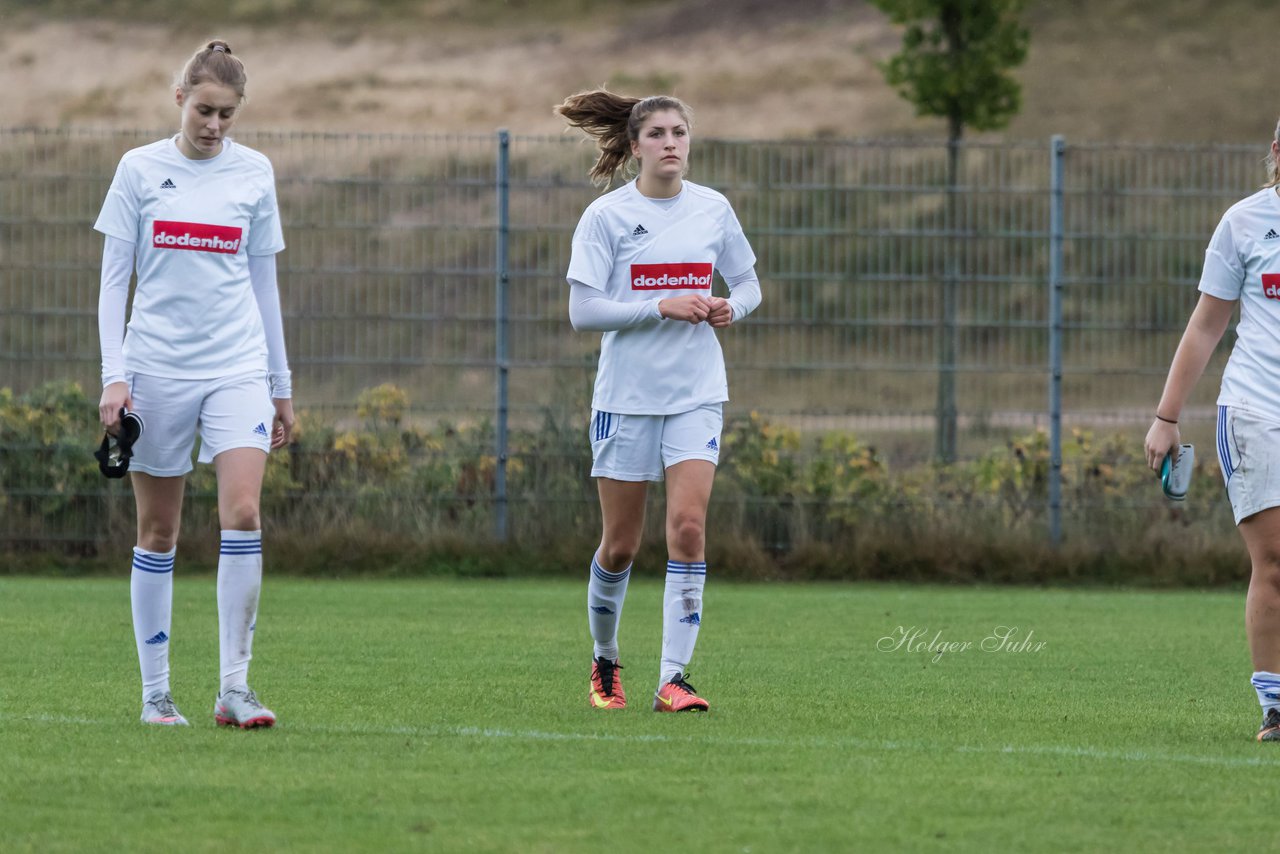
[0,128,1261,552]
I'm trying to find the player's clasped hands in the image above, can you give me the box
[705,296,733,328]
[659,294,733,327]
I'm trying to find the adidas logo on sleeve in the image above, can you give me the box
[1266,228,1279,240]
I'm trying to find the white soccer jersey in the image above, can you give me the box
[567,180,757,414]
[94,135,286,380]
[1199,187,1280,420]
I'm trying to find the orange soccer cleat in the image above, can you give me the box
[652,673,709,713]
[1259,708,1280,742]
[589,657,626,710]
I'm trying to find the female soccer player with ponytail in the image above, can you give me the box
[95,40,292,728]
[556,90,763,712]
[1146,118,1280,742]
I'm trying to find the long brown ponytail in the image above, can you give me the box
[555,89,693,187]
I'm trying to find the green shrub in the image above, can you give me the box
[0,381,107,544]
[0,380,1248,583]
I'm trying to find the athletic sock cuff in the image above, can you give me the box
[132,546,175,574]
[1252,671,1280,690]
[665,561,707,579]
[591,557,631,584]
[220,530,262,555]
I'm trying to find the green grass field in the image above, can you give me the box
[0,576,1274,852]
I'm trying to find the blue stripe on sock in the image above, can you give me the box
[220,539,262,553]
[132,557,174,574]
[591,558,630,584]
[666,561,707,575]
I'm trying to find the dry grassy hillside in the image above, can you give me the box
[0,0,1276,144]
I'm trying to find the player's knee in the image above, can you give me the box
[139,534,179,553]
[221,499,261,532]
[668,513,705,556]
[1255,557,1280,594]
[137,520,179,553]
[599,541,639,571]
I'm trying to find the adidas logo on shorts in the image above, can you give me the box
[253,422,269,437]
[705,437,718,451]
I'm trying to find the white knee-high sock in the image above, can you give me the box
[1252,671,1280,713]
[131,546,175,701]
[217,530,263,694]
[588,555,631,662]
[660,560,707,685]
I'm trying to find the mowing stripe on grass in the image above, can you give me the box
[7,713,1277,769]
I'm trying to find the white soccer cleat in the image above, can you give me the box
[214,687,277,729]
[1161,444,1194,501]
[141,691,189,726]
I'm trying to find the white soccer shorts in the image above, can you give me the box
[1216,404,1280,524]
[589,403,723,482]
[126,371,275,477]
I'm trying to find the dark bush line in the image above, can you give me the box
[0,381,1248,585]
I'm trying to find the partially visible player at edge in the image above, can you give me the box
[555,90,763,712]
[1146,117,1280,742]
[95,40,293,728]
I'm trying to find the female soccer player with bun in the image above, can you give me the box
[95,40,292,728]
[1146,119,1280,742]
[555,89,763,712]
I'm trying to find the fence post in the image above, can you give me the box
[1048,135,1065,547]
[495,129,511,542]
[936,137,960,464]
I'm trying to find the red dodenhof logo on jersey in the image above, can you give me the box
[152,220,242,254]
[631,263,714,290]
[1263,274,1280,300]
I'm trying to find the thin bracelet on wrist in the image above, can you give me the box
[1155,413,1177,425]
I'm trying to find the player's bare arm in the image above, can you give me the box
[1144,293,1236,470]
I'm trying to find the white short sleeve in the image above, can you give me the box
[566,209,615,292]
[248,172,286,256]
[1199,215,1245,300]
[93,159,142,244]
[717,206,756,279]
